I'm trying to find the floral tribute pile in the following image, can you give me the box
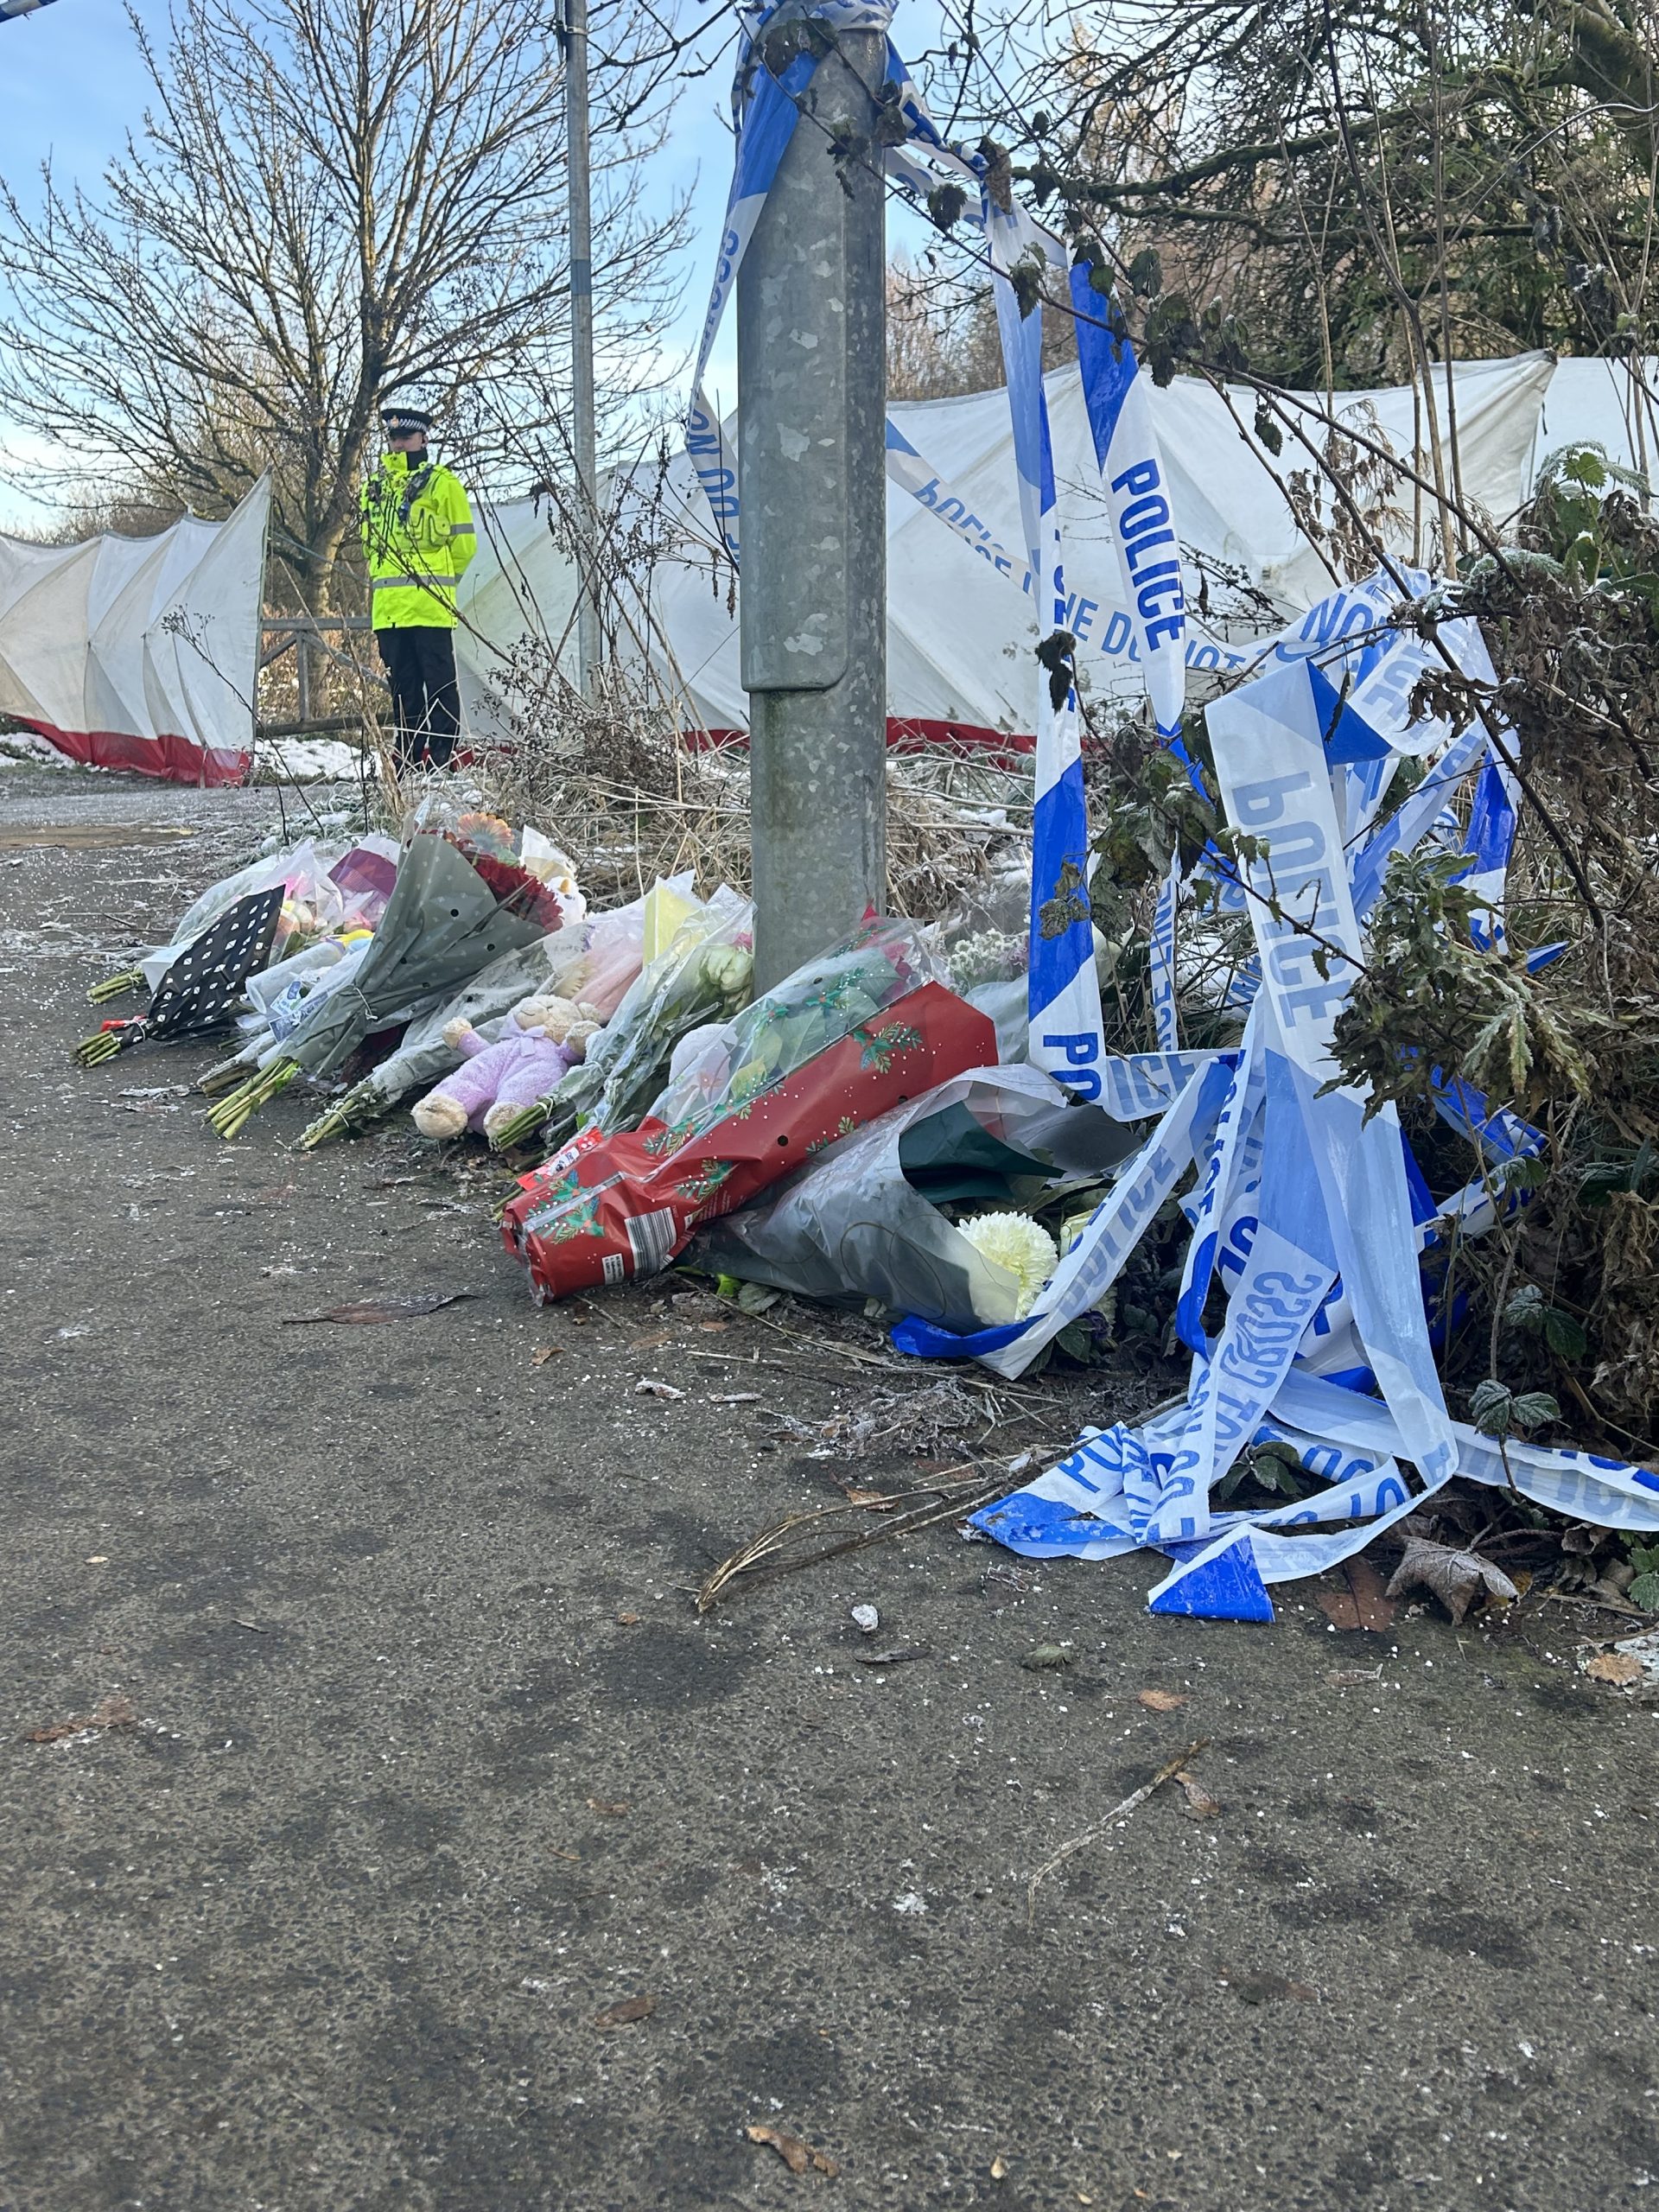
[500,921,996,1301]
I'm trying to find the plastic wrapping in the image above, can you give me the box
[696,1065,1137,1332]
[535,887,753,1147]
[290,886,658,1147]
[365,896,647,1116]
[502,979,999,1303]
[645,918,950,1142]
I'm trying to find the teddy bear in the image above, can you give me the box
[411,993,601,1142]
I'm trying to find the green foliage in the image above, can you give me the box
[1125,247,1162,298]
[1329,849,1592,1119]
[1469,1379,1560,1438]
[926,182,968,232]
[1626,1542,1659,1613]
[1504,1282,1587,1361]
[1214,1437,1316,1507]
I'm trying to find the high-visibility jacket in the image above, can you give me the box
[359,451,476,630]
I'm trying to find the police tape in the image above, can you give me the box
[900,643,1656,1618]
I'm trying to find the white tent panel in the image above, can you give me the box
[455,351,1563,748]
[454,499,581,747]
[0,538,100,728]
[1528,356,1659,490]
[0,476,269,783]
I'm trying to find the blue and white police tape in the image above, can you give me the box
[898,642,1607,1618]
[978,195,1109,1096]
[1071,258,1187,742]
[685,0,899,565]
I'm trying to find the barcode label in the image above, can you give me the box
[625,1207,681,1280]
[601,1252,626,1287]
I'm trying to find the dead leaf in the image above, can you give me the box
[1385,1536,1517,1625]
[593,1994,655,2030]
[1173,1768,1221,1818]
[629,1330,674,1353]
[23,1693,137,1744]
[842,1486,899,1511]
[616,1611,641,1625]
[84,1554,109,1566]
[587,1796,630,1816]
[746,2125,838,2177]
[1136,1688,1186,1711]
[634,1377,685,1400]
[855,1644,932,1668]
[1313,1555,1397,1631]
[531,1346,564,1366]
[699,1319,730,1333]
[1325,1666,1382,1688]
[1585,1649,1643,1686]
[282,1292,475,1326]
[990,2156,1009,2180]
[708,1391,763,1405]
[1021,1643,1074,1671]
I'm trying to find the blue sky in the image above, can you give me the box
[0,0,946,526]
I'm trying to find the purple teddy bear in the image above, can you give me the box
[411,994,601,1143]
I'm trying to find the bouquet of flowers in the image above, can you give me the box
[500,919,997,1303]
[293,889,648,1149]
[488,890,753,1154]
[73,887,287,1065]
[86,836,397,1004]
[205,813,560,1140]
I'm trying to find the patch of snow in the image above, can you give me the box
[254,736,376,783]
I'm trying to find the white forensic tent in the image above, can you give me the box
[458,353,1562,747]
[454,497,581,742]
[0,476,270,785]
[1528,355,1659,487]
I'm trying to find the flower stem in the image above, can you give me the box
[86,969,143,1005]
[206,1058,298,1140]
[489,1090,561,1154]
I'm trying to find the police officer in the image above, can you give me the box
[360,404,476,771]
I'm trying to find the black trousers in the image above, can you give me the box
[378,625,461,770]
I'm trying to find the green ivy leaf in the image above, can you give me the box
[1470,1377,1518,1437]
[1127,246,1163,298]
[1543,1308,1587,1360]
[1511,1389,1561,1431]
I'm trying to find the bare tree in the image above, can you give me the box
[887,251,1073,400]
[0,0,690,607]
[916,0,1658,395]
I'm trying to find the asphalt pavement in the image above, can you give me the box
[1,766,1655,2212]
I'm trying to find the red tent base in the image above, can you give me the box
[25,715,1027,789]
[22,719,251,788]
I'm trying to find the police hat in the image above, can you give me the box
[380,404,433,435]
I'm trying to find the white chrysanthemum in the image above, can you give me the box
[958,1211,1059,1320]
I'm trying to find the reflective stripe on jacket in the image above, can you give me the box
[359,453,477,630]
